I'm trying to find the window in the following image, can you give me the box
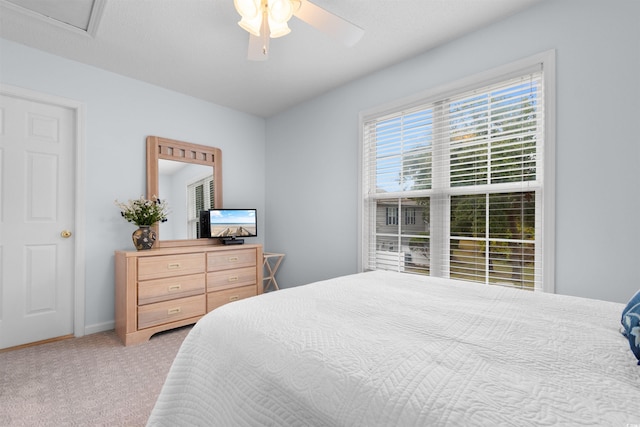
[360,53,554,292]
[386,207,398,225]
[187,176,215,238]
[405,208,416,225]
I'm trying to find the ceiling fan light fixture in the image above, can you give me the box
[234,0,260,19]
[268,0,298,38]
[238,14,263,36]
[268,0,294,23]
[235,0,262,35]
[235,0,300,38]
[268,20,290,38]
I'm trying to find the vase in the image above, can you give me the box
[132,226,156,250]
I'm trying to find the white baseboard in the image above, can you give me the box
[82,321,115,336]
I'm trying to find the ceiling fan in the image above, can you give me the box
[233,0,364,60]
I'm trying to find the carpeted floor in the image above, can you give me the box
[0,326,192,426]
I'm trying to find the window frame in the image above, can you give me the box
[358,50,556,292]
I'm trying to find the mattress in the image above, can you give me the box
[148,271,640,426]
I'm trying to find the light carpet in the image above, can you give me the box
[0,326,191,426]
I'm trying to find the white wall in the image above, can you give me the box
[265,0,640,303]
[0,39,266,333]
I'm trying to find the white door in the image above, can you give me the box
[0,91,76,349]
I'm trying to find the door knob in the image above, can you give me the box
[61,230,72,238]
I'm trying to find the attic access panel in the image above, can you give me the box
[2,0,104,34]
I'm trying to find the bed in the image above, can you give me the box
[147,271,640,426]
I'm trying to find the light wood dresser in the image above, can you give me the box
[115,244,263,345]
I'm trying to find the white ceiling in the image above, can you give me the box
[0,0,544,117]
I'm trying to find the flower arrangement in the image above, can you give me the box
[115,195,169,226]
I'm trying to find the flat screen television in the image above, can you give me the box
[199,209,257,245]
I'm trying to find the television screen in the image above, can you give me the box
[200,209,257,239]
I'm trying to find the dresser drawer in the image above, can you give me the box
[138,253,205,281]
[138,273,205,305]
[207,285,256,312]
[207,249,256,272]
[138,294,205,330]
[207,267,256,292]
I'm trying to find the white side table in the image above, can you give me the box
[263,252,284,292]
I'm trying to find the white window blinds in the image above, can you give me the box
[362,68,545,291]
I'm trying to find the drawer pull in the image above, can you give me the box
[167,263,181,269]
[168,284,182,291]
[167,307,181,315]
[229,295,239,302]
[228,276,239,282]
[228,256,239,262]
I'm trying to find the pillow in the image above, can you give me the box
[623,306,640,365]
[621,290,640,337]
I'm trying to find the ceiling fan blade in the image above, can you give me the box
[248,33,269,61]
[294,0,364,47]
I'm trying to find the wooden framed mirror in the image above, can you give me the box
[146,136,222,247]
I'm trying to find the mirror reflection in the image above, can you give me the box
[158,159,214,240]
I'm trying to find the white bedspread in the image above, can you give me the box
[148,271,640,426]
